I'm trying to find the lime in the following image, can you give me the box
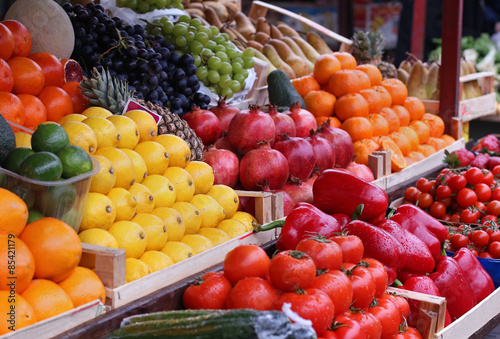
[19,151,63,181]
[27,210,44,223]
[45,184,77,215]
[57,145,93,178]
[3,147,35,173]
[31,122,70,153]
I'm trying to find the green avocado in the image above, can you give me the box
[267,69,306,110]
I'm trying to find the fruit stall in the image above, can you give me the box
[2,0,500,338]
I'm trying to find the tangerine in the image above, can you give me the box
[441,134,456,146]
[332,52,357,69]
[37,86,74,123]
[404,97,425,121]
[409,120,431,144]
[0,92,25,129]
[389,131,412,156]
[61,81,89,114]
[315,116,341,128]
[353,138,379,166]
[326,69,371,97]
[335,93,369,121]
[57,266,105,307]
[381,78,408,105]
[417,144,437,157]
[379,107,400,133]
[0,291,36,334]
[359,88,384,114]
[7,57,45,96]
[21,279,74,321]
[17,94,47,130]
[341,116,373,142]
[28,52,64,87]
[399,126,420,152]
[368,113,389,136]
[392,105,411,126]
[380,138,407,172]
[2,20,32,58]
[291,74,321,98]
[356,64,383,86]
[423,113,445,138]
[313,54,342,85]
[425,137,448,151]
[304,90,336,117]
[372,85,392,107]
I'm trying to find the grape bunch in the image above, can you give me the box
[146,15,255,99]
[63,2,210,114]
[116,0,183,14]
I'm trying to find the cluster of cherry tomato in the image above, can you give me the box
[445,225,500,259]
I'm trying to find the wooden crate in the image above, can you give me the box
[81,243,126,288]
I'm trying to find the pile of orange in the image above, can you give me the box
[0,188,105,335]
[0,20,87,132]
[291,52,455,172]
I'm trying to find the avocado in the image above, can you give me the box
[0,114,16,166]
[267,70,306,109]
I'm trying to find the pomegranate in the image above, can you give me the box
[284,102,316,138]
[203,147,239,188]
[214,135,239,154]
[276,190,295,216]
[239,142,289,190]
[346,162,375,182]
[305,172,318,187]
[272,134,316,181]
[227,104,275,155]
[209,97,240,132]
[183,106,222,146]
[316,121,354,168]
[279,181,313,205]
[305,130,335,171]
[268,104,296,141]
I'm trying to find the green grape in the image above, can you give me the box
[194,54,202,67]
[234,73,245,85]
[196,66,208,80]
[207,70,220,84]
[188,25,197,32]
[178,15,191,23]
[209,86,218,95]
[220,33,230,42]
[220,87,233,99]
[160,16,170,24]
[116,0,128,7]
[174,49,184,56]
[151,27,162,36]
[198,26,211,36]
[219,61,232,75]
[173,2,183,10]
[232,56,243,65]
[195,32,209,46]
[222,42,235,50]
[214,45,226,53]
[214,35,225,45]
[218,74,232,89]
[190,18,203,28]
[202,78,209,86]
[146,0,156,5]
[209,26,220,36]
[229,80,241,93]
[211,84,221,93]
[162,21,174,35]
[137,1,149,13]
[180,45,189,54]
[155,0,167,8]
[185,31,195,42]
[175,35,187,47]
[151,4,159,10]
[232,62,243,74]
[240,69,249,78]
[201,48,214,60]
[215,51,229,62]
[226,48,238,59]
[172,23,188,37]
[243,57,254,69]
[207,56,222,70]
[189,40,204,54]
[242,48,255,58]
[206,40,217,51]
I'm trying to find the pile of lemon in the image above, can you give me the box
[57,108,257,283]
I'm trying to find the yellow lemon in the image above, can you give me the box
[161,241,194,263]
[172,202,202,235]
[154,134,191,168]
[89,155,116,194]
[15,131,32,148]
[108,221,148,258]
[120,148,148,184]
[152,207,185,242]
[142,174,176,208]
[231,211,258,231]
[107,115,140,149]
[132,213,168,251]
[107,187,138,221]
[197,228,231,246]
[190,194,225,228]
[58,113,87,124]
[184,161,214,194]
[80,192,117,231]
[207,185,239,219]
[163,167,195,202]
[181,234,214,255]
[128,183,155,214]
[125,258,151,283]
[124,110,158,142]
[134,141,169,175]
[139,251,174,272]
[82,116,119,148]
[78,228,119,269]
[216,219,248,238]
[62,121,98,155]
[95,147,136,189]
[82,107,113,118]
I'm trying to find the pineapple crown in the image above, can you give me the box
[351,30,386,63]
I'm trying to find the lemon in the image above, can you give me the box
[58,113,87,124]
[172,202,202,235]
[142,174,176,208]
[89,155,116,194]
[61,121,98,155]
[109,220,148,258]
[82,116,120,148]
[126,258,151,283]
[107,187,138,221]
[184,161,215,195]
[139,251,174,272]
[216,219,248,238]
[207,185,239,218]
[231,211,258,231]
[132,213,168,251]
[80,192,117,231]
[134,140,169,175]
[152,207,186,241]
[128,183,155,214]
[163,167,195,202]
[161,241,194,263]
[190,194,225,228]
[124,110,158,142]
[15,131,32,148]
[107,115,140,149]
[120,148,148,184]
[82,107,113,118]
[154,134,191,168]
[197,228,231,246]
[95,147,136,189]
[78,228,118,269]
[181,234,214,255]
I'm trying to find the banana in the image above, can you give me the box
[407,60,428,100]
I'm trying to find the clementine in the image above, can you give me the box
[353,138,379,166]
[1,20,32,57]
[335,93,369,122]
[379,107,400,133]
[404,97,425,121]
[380,138,407,172]
[423,113,445,138]
[7,57,45,96]
[368,113,389,136]
[0,187,28,236]
[313,54,341,85]
[315,116,341,128]
[392,105,411,126]
[332,52,357,69]
[399,126,420,152]
[17,94,47,130]
[341,116,373,142]
[426,137,448,151]
[0,235,34,293]
[389,131,412,156]
[37,86,74,123]
[381,78,408,105]
[359,88,384,114]
[21,279,73,321]
[291,74,321,98]
[28,52,64,88]
[304,90,336,117]
[372,85,392,107]
[407,151,425,164]
[58,266,105,307]
[409,120,431,144]
[441,134,456,146]
[326,69,371,97]
[417,144,437,157]
[356,64,383,86]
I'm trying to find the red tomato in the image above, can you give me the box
[404,187,421,203]
[435,185,451,199]
[435,196,452,208]
[475,201,487,213]
[441,214,452,221]
[429,201,446,219]
[329,235,364,264]
[268,250,316,292]
[366,297,401,339]
[460,208,480,224]
[380,293,410,320]
[490,230,500,243]
[489,241,500,258]
[416,178,433,193]
[341,263,376,309]
[483,170,494,185]
[296,235,343,271]
[182,271,232,309]
[311,271,353,316]
[487,200,500,216]
[474,183,492,202]
[492,165,500,178]
[470,230,490,247]
[224,276,280,310]
[456,188,478,208]
[363,258,389,298]
[223,245,271,285]
[448,175,467,191]
[393,327,424,339]
[347,311,382,339]
[416,192,433,209]
[480,251,494,259]
[481,214,497,225]
[322,330,339,338]
[330,315,367,339]
[465,167,484,185]
[491,188,500,201]
[275,288,335,336]
[450,233,470,249]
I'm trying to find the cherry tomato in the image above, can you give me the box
[487,200,500,216]
[475,201,487,213]
[366,297,401,339]
[347,311,382,339]
[182,271,232,309]
[296,235,343,271]
[483,170,494,185]
[490,241,500,258]
[460,208,480,224]
[450,233,470,249]
[450,213,461,222]
[330,316,367,339]
[481,214,497,225]
[456,188,478,208]
[436,168,454,185]
[429,201,446,219]
[224,276,280,310]
[491,187,500,201]
[492,165,500,178]
[435,185,452,199]
[465,167,484,185]
[380,293,410,320]
[223,245,271,285]
[311,270,353,316]
[363,258,388,298]
[470,230,490,247]
[490,230,500,243]
[470,248,479,256]
[416,192,433,209]
[480,251,494,259]
[435,196,452,208]
[448,174,467,191]
[474,183,492,202]
[268,250,316,292]
[321,330,339,339]
[404,187,421,203]
[441,214,452,221]
[329,235,364,264]
[394,327,425,339]
[416,177,432,193]
[340,263,376,309]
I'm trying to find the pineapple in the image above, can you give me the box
[79,67,204,160]
[351,30,397,79]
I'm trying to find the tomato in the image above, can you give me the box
[474,183,492,202]
[380,293,410,320]
[470,248,479,256]
[470,230,490,247]
[487,200,500,216]
[481,214,497,225]
[404,187,421,203]
[448,174,467,191]
[465,167,484,185]
[460,208,480,224]
[435,185,452,199]
[394,327,424,339]
[182,271,232,309]
[311,270,353,316]
[416,177,433,193]
[435,196,452,208]
[450,233,470,249]
[363,258,388,298]
[441,214,452,221]
[492,165,500,178]
[366,297,401,339]
[223,245,271,284]
[491,187,500,201]
[489,241,500,259]
[456,188,478,208]
[429,201,446,219]
[483,171,494,185]
[329,235,364,264]
[321,330,339,339]
[341,263,376,309]
[296,235,343,271]
[224,276,280,310]
[275,288,335,336]
[330,315,367,339]
[475,201,487,213]
[490,230,500,243]
[347,311,382,339]
[450,213,461,223]
[268,250,316,292]
[416,192,433,209]
[480,251,494,259]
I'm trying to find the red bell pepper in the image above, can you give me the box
[429,255,477,321]
[312,169,388,224]
[255,202,341,251]
[453,247,495,303]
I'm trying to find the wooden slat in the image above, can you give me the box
[82,243,126,289]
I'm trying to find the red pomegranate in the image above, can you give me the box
[305,131,335,171]
[272,134,316,181]
[203,147,240,188]
[268,104,296,141]
[280,181,314,205]
[284,102,317,138]
[183,106,222,146]
[346,162,375,182]
[209,97,240,132]
[316,121,354,168]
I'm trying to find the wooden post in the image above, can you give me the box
[411,0,427,60]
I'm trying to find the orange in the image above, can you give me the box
[7,57,45,96]
[61,59,84,83]
[389,131,412,156]
[426,137,448,151]
[313,54,342,85]
[356,64,383,86]
[0,235,34,293]
[417,144,437,157]
[368,113,389,136]
[58,266,105,307]
[441,134,456,146]
[381,78,408,105]
[380,138,407,172]
[372,135,391,146]
[17,94,47,130]
[404,97,425,121]
[37,86,74,123]
[21,279,74,321]
[0,291,36,334]
[19,217,81,283]
[332,52,357,69]
[315,116,341,128]
[399,126,420,152]
[392,105,411,126]
[291,74,321,98]
[423,113,445,138]
[334,93,369,122]
[0,187,28,236]
[304,90,336,117]
[341,116,373,142]
[409,120,431,144]
[0,23,15,61]
[28,52,64,88]
[359,88,384,114]
[353,138,379,166]
[2,20,32,58]
[61,81,89,114]
[379,107,400,133]
[0,59,14,92]
[0,92,25,129]
[326,69,371,97]
[372,85,392,107]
